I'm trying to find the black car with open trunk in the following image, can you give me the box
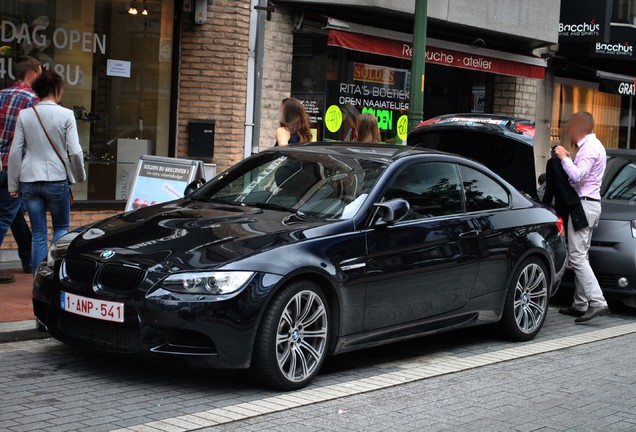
[34,143,566,389]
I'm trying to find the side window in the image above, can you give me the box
[384,162,463,221]
[458,165,510,212]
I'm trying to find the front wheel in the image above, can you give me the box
[498,257,549,341]
[253,281,330,390]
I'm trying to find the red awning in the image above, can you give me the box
[327,30,545,80]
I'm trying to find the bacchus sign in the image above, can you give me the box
[559,0,611,42]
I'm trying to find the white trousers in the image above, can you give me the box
[568,200,607,310]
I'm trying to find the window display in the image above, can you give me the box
[0,0,174,201]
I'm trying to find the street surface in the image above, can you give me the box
[2,302,636,432]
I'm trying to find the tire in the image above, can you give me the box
[498,257,549,341]
[253,280,330,390]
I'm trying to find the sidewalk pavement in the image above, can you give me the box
[0,270,46,342]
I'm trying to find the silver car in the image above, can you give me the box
[557,149,636,308]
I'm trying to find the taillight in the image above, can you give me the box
[556,217,566,237]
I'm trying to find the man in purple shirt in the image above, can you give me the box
[554,112,609,323]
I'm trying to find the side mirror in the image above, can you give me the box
[373,198,410,225]
[184,178,207,196]
[537,173,546,185]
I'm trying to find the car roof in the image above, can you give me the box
[261,142,442,163]
[607,148,636,160]
[412,114,535,145]
[260,142,533,208]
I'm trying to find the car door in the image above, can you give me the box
[363,161,482,331]
[457,164,512,298]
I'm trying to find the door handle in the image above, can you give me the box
[459,230,480,239]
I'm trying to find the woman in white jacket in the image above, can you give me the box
[8,71,85,272]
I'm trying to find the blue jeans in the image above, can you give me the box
[21,181,71,272]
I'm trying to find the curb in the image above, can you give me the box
[0,320,49,343]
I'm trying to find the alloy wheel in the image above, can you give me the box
[513,263,548,334]
[276,290,328,383]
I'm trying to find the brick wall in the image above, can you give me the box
[258,5,294,150]
[493,76,538,121]
[177,0,251,172]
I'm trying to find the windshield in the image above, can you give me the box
[192,151,388,219]
[602,157,636,201]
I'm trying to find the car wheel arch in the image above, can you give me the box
[251,269,342,359]
[505,248,553,300]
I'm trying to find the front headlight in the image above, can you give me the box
[46,232,80,267]
[632,220,636,238]
[161,271,254,295]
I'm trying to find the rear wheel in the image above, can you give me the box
[499,257,549,341]
[253,281,330,390]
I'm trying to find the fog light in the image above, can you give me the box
[618,277,629,288]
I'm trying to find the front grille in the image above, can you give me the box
[63,257,96,285]
[97,264,146,293]
[54,311,142,353]
[597,274,617,289]
[562,270,619,289]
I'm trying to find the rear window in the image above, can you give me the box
[603,158,636,201]
[408,129,536,197]
[458,165,510,211]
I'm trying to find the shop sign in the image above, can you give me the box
[106,59,131,78]
[125,156,203,212]
[591,26,636,59]
[559,0,611,42]
[298,98,324,124]
[0,17,108,86]
[325,61,409,143]
[327,30,545,79]
[599,78,636,96]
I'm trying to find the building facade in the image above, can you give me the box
[554,0,636,151]
[256,0,559,170]
[0,0,560,263]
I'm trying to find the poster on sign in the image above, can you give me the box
[125,156,203,212]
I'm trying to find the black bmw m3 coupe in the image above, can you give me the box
[33,143,566,389]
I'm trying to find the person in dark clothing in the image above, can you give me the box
[11,203,32,274]
[542,146,588,232]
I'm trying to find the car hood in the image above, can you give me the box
[600,200,636,221]
[68,200,350,272]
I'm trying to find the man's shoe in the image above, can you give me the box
[575,306,610,323]
[559,306,586,317]
[22,266,32,274]
[0,271,16,284]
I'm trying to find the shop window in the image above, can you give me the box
[0,0,174,202]
[612,0,636,24]
[290,30,494,146]
[552,81,623,149]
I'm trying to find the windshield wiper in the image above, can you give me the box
[190,196,243,206]
[242,201,298,213]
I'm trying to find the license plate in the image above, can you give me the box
[60,291,124,323]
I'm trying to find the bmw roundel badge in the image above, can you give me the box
[100,250,116,259]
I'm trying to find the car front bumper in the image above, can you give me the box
[559,219,636,298]
[33,264,282,369]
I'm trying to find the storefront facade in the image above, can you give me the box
[288,24,545,145]
[0,0,561,263]
[554,0,636,150]
[257,0,560,154]
[0,0,251,261]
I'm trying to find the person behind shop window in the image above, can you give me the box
[356,113,382,143]
[0,56,42,282]
[275,98,312,146]
[8,71,86,274]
